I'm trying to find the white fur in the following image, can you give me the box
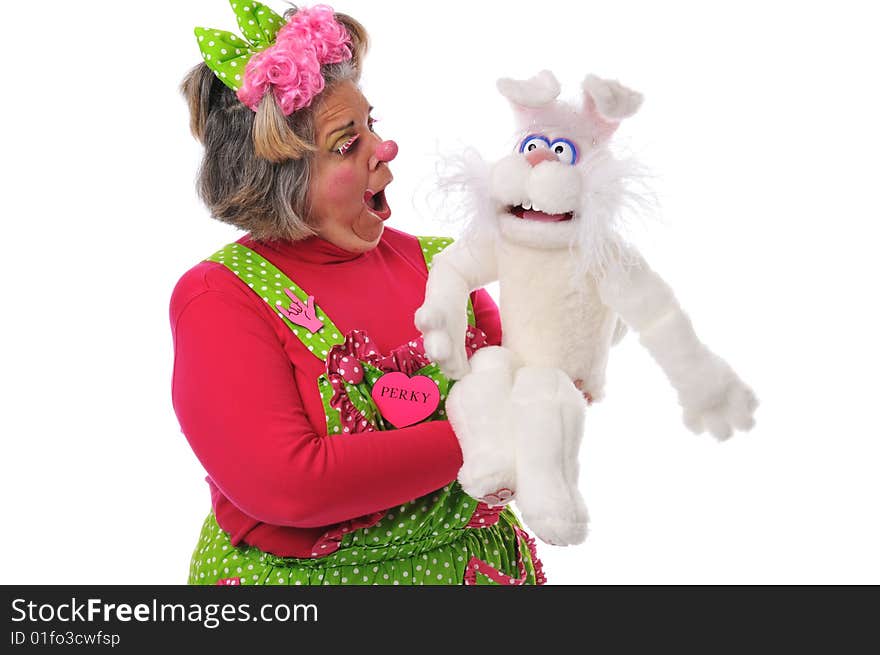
[489,155,531,208]
[416,72,758,546]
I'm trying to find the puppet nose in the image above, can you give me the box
[375,140,398,163]
[525,148,557,167]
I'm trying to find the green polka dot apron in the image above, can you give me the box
[187,236,546,586]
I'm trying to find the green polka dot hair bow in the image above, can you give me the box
[194,1,284,91]
[194,2,353,115]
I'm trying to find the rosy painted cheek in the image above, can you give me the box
[322,167,357,202]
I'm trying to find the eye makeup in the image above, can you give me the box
[336,133,360,156]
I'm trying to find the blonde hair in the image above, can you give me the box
[180,11,368,241]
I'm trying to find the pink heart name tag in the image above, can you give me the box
[371,372,440,428]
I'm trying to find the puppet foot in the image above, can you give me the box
[522,511,589,547]
[460,472,517,505]
[447,347,519,502]
[512,366,589,546]
[520,481,589,546]
[456,442,516,503]
[478,487,515,507]
[524,476,590,546]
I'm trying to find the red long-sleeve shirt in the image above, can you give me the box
[170,226,502,557]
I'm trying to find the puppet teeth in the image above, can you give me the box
[522,200,533,210]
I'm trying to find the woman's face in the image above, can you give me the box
[307,80,396,253]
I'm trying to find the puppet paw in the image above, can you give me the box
[680,359,759,441]
[415,304,470,380]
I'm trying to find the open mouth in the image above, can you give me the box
[508,202,573,222]
[364,188,391,220]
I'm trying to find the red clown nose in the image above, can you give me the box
[375,140,398,163]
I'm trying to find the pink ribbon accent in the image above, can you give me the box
[215,577,242,585]
[463,526,547,586]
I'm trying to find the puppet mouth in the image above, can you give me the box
[509,202,573,222]
[364,188,391,220]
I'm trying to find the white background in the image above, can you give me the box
[2,0,878,584]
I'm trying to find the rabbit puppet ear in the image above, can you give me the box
[496,69,561,108]
[496,70,563,134]
[581,74,643,143]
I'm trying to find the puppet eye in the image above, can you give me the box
[520,135,550,154]
[549,138,578,165]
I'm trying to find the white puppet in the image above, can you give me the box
[415,71,758,546]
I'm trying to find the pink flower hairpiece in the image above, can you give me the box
[196,2,352,116]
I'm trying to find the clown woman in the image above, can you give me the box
[172,1,545,586]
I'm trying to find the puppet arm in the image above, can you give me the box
[597,247,758,440]
[415,226,499,380]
